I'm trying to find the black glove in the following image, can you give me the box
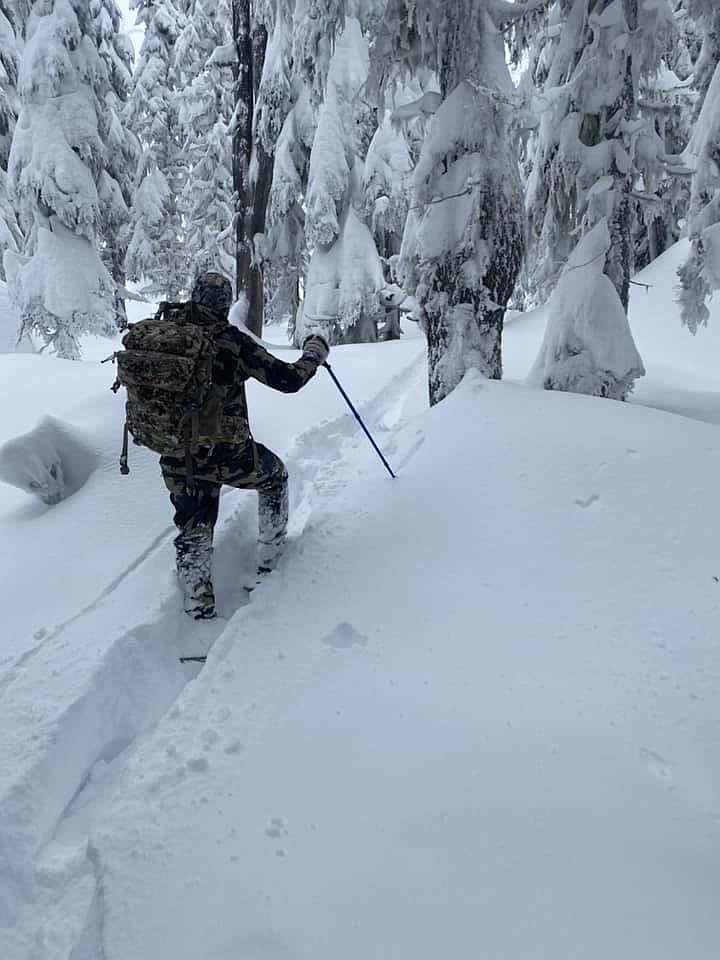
[302,334,330,365]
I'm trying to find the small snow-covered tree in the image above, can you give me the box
[363,115,412,266]
[528,219,644,399]
[125,0,188,300]
[6,0,127,358]
[300,16,385,345]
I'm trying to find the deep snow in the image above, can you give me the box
[0,245,719,959]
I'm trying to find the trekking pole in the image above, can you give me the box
[322,362,396,479]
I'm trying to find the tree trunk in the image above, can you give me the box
[605,0,638,313]
[232,4,274,336]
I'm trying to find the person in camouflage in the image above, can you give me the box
[160,272,329,620]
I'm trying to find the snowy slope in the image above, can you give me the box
[1,244,719,958]
[87,375,720,960]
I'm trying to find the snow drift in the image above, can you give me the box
[0,416,98,504]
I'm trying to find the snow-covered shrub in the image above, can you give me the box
[528,220,645,400]
[0,415,98,505]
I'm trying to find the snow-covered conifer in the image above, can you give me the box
[265,81,314,336]
[379,1,526,404]
[125,0,188,300]
[677,60,720,332]
[176,0,234,278]
[524,0,675,311]
[300,16,385,345]
[676,0,720,331]
[528,219,644,399]
[92,0,139,304]
[6,0,130,358]
[685,0,720,114]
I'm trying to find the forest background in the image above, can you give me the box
[1,0,719,407]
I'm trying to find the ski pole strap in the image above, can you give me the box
[322,362,397,480]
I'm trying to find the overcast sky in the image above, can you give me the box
[116,0,144,55]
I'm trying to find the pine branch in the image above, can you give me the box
[410,187,473,211]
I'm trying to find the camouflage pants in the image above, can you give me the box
[160,440,289,616]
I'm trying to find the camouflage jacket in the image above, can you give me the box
[210,327,319,445]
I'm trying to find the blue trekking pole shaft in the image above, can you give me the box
[322,362,396,480]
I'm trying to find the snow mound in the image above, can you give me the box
[0,416,98,505]
[528,220,645,399]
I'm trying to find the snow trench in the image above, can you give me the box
[0,350,425,960]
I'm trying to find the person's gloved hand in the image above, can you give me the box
[302,334,330,365]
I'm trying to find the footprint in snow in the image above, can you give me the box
[265,817,288,839]
[640,747,674,790]
[321,622,368,650]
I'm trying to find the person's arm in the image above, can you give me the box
[230,330,329,393]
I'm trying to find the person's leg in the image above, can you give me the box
[255,446,289,575]
[219,442,289,578]
[161,468,220,619]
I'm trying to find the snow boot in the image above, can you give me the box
[176,526,216,620]
[256,484,288,579]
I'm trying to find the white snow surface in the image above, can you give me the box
[1,245,719,958]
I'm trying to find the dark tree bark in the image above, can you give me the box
[232,3,273,336]
[605,0,638,313]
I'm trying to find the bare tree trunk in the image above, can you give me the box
[232,3,273,336]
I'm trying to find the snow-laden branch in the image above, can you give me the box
[491,0,552,26]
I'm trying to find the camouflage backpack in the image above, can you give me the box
[111,301,229,479]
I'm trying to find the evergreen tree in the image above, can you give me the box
[362,107,414,339]
[677,0,720,331]
[300,16,385,345]
[93,0,140,323]
[519,0,676,399]
[525,0,675,308]
[176,0,235,279]
[125,0,188,300]
[0,3,22,283]
[686,0,720,115]
[232,0,276,335]
[379,1,527,404]
[263,0,316,338]
[6,0,131,358]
